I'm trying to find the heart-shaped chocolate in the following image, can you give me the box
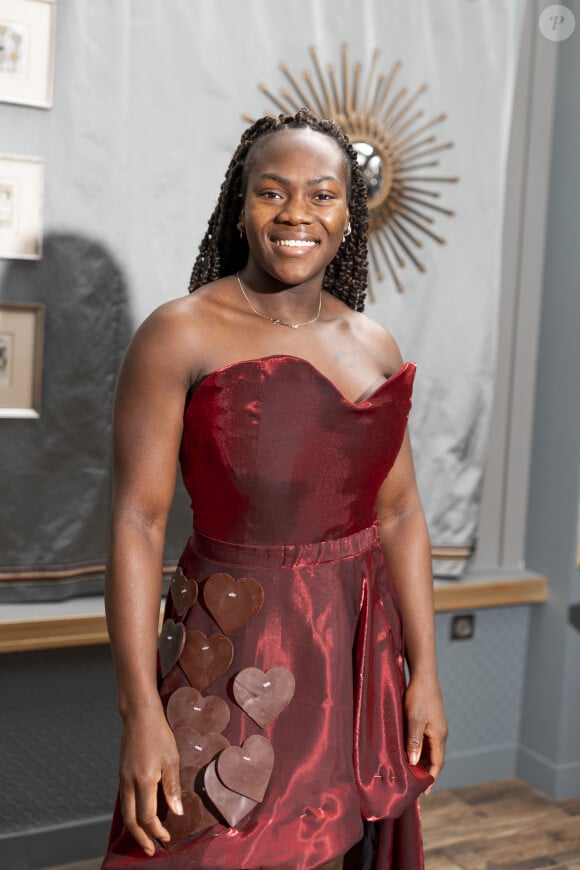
[216,735,274,803]
[162,789,216,847]
[233,666,295,728]
[203,760,258,828]
[170,567,199,618]
[203,573,264,635]
[166,686,230,735]
[158,619,186,678]
[173,726,230,772]
[179,631,234,691]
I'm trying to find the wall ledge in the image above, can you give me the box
[434,571,548,613]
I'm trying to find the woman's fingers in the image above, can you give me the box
[424,727,447,795]
[406,725,424,767]
[118,713,184,854]
[162,758,184,817]
[404,677,448,795]
[121,780,157,857]
[134,771,172,851]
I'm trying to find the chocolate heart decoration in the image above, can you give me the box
[173,726,230,772]
[166,686,230,734]
[170,567,199,618]
[162,789,216,847]
[179,631,234,691]
[203,573,264,635]
[233,666,295,728]
[216,735,274,803]
[158,620,186,678]
[203,760,258,828]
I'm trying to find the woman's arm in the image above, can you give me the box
[375,429,448,792]
[105,302,195,854]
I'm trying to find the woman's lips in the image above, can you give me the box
[273,239,318,248]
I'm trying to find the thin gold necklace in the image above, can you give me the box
[236,272,322,329]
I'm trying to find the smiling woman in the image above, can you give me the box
[102,109,447,870]
[241,128,350,291]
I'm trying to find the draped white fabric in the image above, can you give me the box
[0,0,528,585]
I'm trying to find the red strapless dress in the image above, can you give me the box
[102,355,432,870]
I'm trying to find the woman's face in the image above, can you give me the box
[242,128,350,290]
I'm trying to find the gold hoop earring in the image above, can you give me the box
[236,210,245,240]
[342,221,352,243]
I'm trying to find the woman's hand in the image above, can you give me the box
[119,706,183,856]
[404,674,448,795]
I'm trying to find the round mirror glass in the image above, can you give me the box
[352,141,385,203]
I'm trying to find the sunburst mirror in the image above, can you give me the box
[244,44,458,299]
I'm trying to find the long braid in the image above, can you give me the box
[188,109,369,312]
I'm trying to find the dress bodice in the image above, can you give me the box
[179,355,416,545]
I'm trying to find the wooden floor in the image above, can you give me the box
[422,778,580,869]
[46,779,580,870]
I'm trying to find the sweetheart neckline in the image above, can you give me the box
[186,354,416,410]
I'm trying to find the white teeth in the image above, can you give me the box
[275,239,316,247]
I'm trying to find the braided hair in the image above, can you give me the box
[188,108,369,312]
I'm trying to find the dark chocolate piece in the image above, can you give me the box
[179,630,234,691]
[203,760,258,828]
[166,686,230,734]
[216,735,274,803]
[233,666,295,728]
[170,567,199,618]
[203,573,264,635]
[158,619,186,678]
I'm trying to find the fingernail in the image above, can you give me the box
[409,751,419,765]
[174,798,184,815]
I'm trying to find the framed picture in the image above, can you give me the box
[0,154,44,259]
[0,302,44,418]
[0,0,56,108]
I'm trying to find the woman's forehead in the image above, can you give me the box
[245,127,349,182]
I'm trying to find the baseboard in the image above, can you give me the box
[517,744,580,799]
[434,744,518,791]
[0,815,109,870]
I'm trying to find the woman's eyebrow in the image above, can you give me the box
[257,173,339,185]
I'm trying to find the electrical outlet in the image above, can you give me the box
[450,613,475,640]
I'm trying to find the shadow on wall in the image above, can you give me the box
[0,233,191,602]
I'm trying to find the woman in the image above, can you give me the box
[102,108,447,870]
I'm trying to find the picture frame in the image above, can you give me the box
[0,153,44,259]
[0,0,56,108]
[0,302,44,418]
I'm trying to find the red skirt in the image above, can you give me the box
[102,523,431,869]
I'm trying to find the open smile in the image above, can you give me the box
[274,239,317,248]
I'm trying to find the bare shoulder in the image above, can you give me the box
[136,279,229,340]
[325,295,404,376]
[127,279,233,378]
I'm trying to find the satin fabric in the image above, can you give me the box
[103,355,432,870]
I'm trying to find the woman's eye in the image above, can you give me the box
[314,192,334,201]
[260,190,282,199]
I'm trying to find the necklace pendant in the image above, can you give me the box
[236,273,321,331]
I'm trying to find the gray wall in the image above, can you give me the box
[0,647,120,868]
[519,14,580,799]
[435,606,532,791]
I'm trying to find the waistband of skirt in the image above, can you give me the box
[190,522,382,568]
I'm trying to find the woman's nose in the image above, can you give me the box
[276,195,312,224]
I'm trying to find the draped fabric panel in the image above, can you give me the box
[0,0,527,597]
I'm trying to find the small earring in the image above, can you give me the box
[236,210,245,240]
[342,221,352,243]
